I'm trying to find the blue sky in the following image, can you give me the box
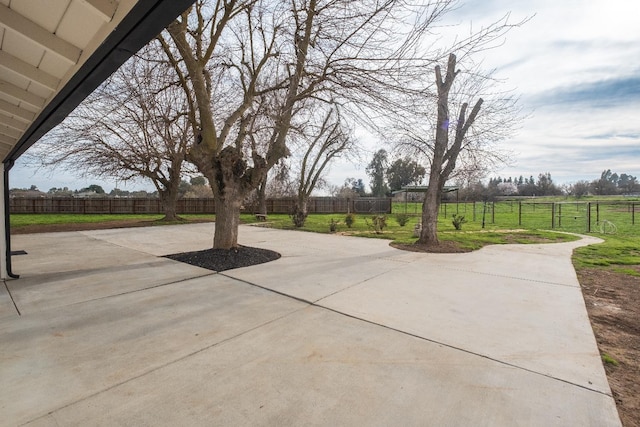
[329,0,640,189]
[11,0,640,192]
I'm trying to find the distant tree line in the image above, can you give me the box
[11,176,214,199]
[457,169,639,200]
[316,166,639,202]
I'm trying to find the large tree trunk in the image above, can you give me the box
[418,55,455,246]
[213,188,242,249]
[159,190,180,222]
[257,180,267,216]
[419,180,442,245]
[292,193,308,228]
[157,174,181,222]
[209,146,259,249]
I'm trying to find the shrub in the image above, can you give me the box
[395,213,410,227]
[329,218,338,233]
[345,213,355,228]
[452,214,467,230]
[367,215,387,234]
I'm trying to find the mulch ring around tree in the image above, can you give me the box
[164,245,281,272]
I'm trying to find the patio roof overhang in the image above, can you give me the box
[0,0,195,166]
[0,0,195,280]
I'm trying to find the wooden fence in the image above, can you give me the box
[9,197,391,215]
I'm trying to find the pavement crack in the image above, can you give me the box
[433,265,579,289]
[217,273,610,399]
[63,272,219,307]
[312,268,402,305]
[316,303,612,398]
[219,272,314,305]
[2,279,21,316]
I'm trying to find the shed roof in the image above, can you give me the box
[392,185,460,195]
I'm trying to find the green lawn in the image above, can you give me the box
[245,210,639,277]
[240,212,580,250]
[11,208,639,278]
[10,213,215,228]
[573,234,640,274]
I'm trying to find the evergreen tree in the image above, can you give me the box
[366,149,390,196]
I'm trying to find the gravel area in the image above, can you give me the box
[164,246,281,272]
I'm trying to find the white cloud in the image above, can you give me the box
[10,0,640,191]
[436,0,640,184]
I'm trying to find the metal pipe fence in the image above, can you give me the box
[392,200,638,233]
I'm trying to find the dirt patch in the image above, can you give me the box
[577,267,640,427]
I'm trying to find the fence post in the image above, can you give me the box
[633,203,635,225]
[558,203,562,228]
[551,202,555,228]
[481,201,486,229]
[491,202,495,224]
[518,201,522,226]
[596,202,600,224]
[473,201,476,222]
[587,202,591,232]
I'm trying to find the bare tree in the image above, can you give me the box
[290,104,354,227]
[157,0,459,249]
[29,51,192,221]
[158,0,295,249]
[394,53,521,245]
[422,54,482,244]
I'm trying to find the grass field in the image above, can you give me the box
[241,212,580,250]
[392,199,640,234]
[10,203,640,269]
[9,213,214,228]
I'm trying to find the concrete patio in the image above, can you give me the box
[0,223,621,426]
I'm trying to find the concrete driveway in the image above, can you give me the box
[0,224,621,426]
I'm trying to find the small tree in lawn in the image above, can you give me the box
[290,104,354,227]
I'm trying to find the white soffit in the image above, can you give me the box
[0,0,194,163]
